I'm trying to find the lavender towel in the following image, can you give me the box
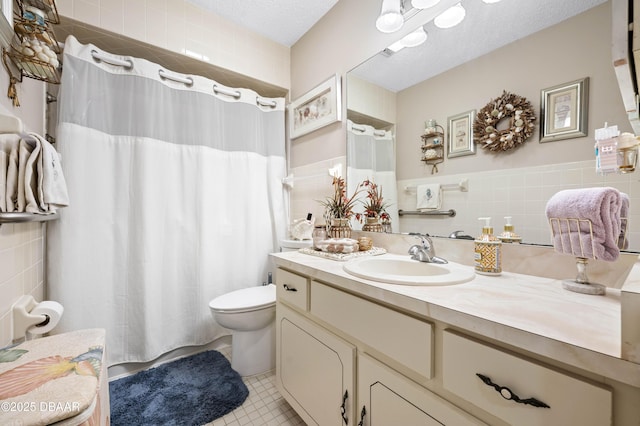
[545,187,623,261]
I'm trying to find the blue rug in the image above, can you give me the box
[110,350,249,426]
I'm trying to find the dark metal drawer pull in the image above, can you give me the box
[357,406,366,426]
[476,373,550,409]
[341,390,348,424]
[283,284,297,292]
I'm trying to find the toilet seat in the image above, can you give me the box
[209,284,275,313]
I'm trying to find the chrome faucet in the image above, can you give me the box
[408,233,447,264]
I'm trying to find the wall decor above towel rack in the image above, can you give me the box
[399,209,456,217]
[404,178,469,193]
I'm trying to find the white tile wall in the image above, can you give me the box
[0,222,45,347]
[397,160,640,251]
[288,156,346,229]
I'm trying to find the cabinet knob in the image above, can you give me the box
[476,373,550,408]
[283,284,297,292]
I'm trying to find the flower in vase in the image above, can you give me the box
[318,176,363,221]
[356,179,391,223]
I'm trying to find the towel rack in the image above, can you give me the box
[282,164,342,189]
[548,216,628,295]
[0,113,60,227]
[399,209,456,217]
[404,178,468,193]
[0,212,59,227]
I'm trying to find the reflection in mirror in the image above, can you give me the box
[346,0,639,252]
[346,120,399,231]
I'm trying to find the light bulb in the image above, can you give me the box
[401,27,428,47]
[411,0,440,9]
[434,3,465,29]
[376,0,404,33]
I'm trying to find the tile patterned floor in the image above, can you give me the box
[206,347,305,426]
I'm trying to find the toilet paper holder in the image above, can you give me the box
[12,295,52,341]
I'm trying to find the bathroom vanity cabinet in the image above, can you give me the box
[273,251,640,426]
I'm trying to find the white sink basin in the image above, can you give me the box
[343,255,475,286]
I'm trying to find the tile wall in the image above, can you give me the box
[290,158,639,252]
[0,222,45,347]
[397,160,640,251]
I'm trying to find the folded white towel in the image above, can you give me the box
[0,134,19,212]
[23,138,41,213]
[29,133,69,213]
[416,183,442,211]
[5,138,20,212]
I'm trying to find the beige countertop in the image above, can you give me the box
[271,250,640,388]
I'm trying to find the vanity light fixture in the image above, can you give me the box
[376,0,405,33]
[401,26,428,47]
[411,0,440,8]
[386,26,428,53]
[434,2,466,29]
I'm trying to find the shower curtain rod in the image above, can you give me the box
[350,123,387,137]
[88,50,278,107]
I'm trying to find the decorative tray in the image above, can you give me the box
[299,246,386,261]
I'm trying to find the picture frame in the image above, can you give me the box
[540,77,589,142]
[447,110,476,158]
[289,74,342,139]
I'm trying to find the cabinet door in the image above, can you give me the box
[276,303,355,425]
[357,353,486,426]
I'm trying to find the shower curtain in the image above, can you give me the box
[347,120,399,231]
[48,36,287,365]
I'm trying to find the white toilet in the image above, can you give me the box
[209,284,276,376]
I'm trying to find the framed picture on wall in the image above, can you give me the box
[289,74,342,139]
[540,77,589,142]
[447,110,476,158]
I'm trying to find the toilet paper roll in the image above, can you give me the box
[27,301,64,335]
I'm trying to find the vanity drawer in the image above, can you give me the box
[442,330,612,426]
[276,268,309,311]
[310,281,433,380]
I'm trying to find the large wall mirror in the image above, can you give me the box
[346,0,639,251]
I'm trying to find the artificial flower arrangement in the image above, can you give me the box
[355,179,391,224]
[319,176,363,221]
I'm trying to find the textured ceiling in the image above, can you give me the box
[184,0,340,47]
[350,0,608,93]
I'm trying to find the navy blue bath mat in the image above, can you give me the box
[110,350,249,426]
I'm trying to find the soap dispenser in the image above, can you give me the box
[474,217,502,276]
[498,216,522,244]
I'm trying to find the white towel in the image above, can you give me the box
[29,133,69,213]
[5,137,20,212]
[416,183,442,211]
[0,134,20,212]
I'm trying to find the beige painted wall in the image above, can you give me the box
[396,3,627,180]
[289,0,460,168]
[55,0,291,91]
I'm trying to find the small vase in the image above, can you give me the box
[362,217,383,233]
[329,218,351,239]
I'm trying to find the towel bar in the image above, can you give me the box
[399,209,456,217]
[0,212,58,227]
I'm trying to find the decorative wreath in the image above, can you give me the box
[473,90,536,152]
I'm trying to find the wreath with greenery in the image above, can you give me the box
[473,90,536,152]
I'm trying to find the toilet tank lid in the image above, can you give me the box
[209,284,275,311]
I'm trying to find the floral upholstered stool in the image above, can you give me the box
[0,328,109,426]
